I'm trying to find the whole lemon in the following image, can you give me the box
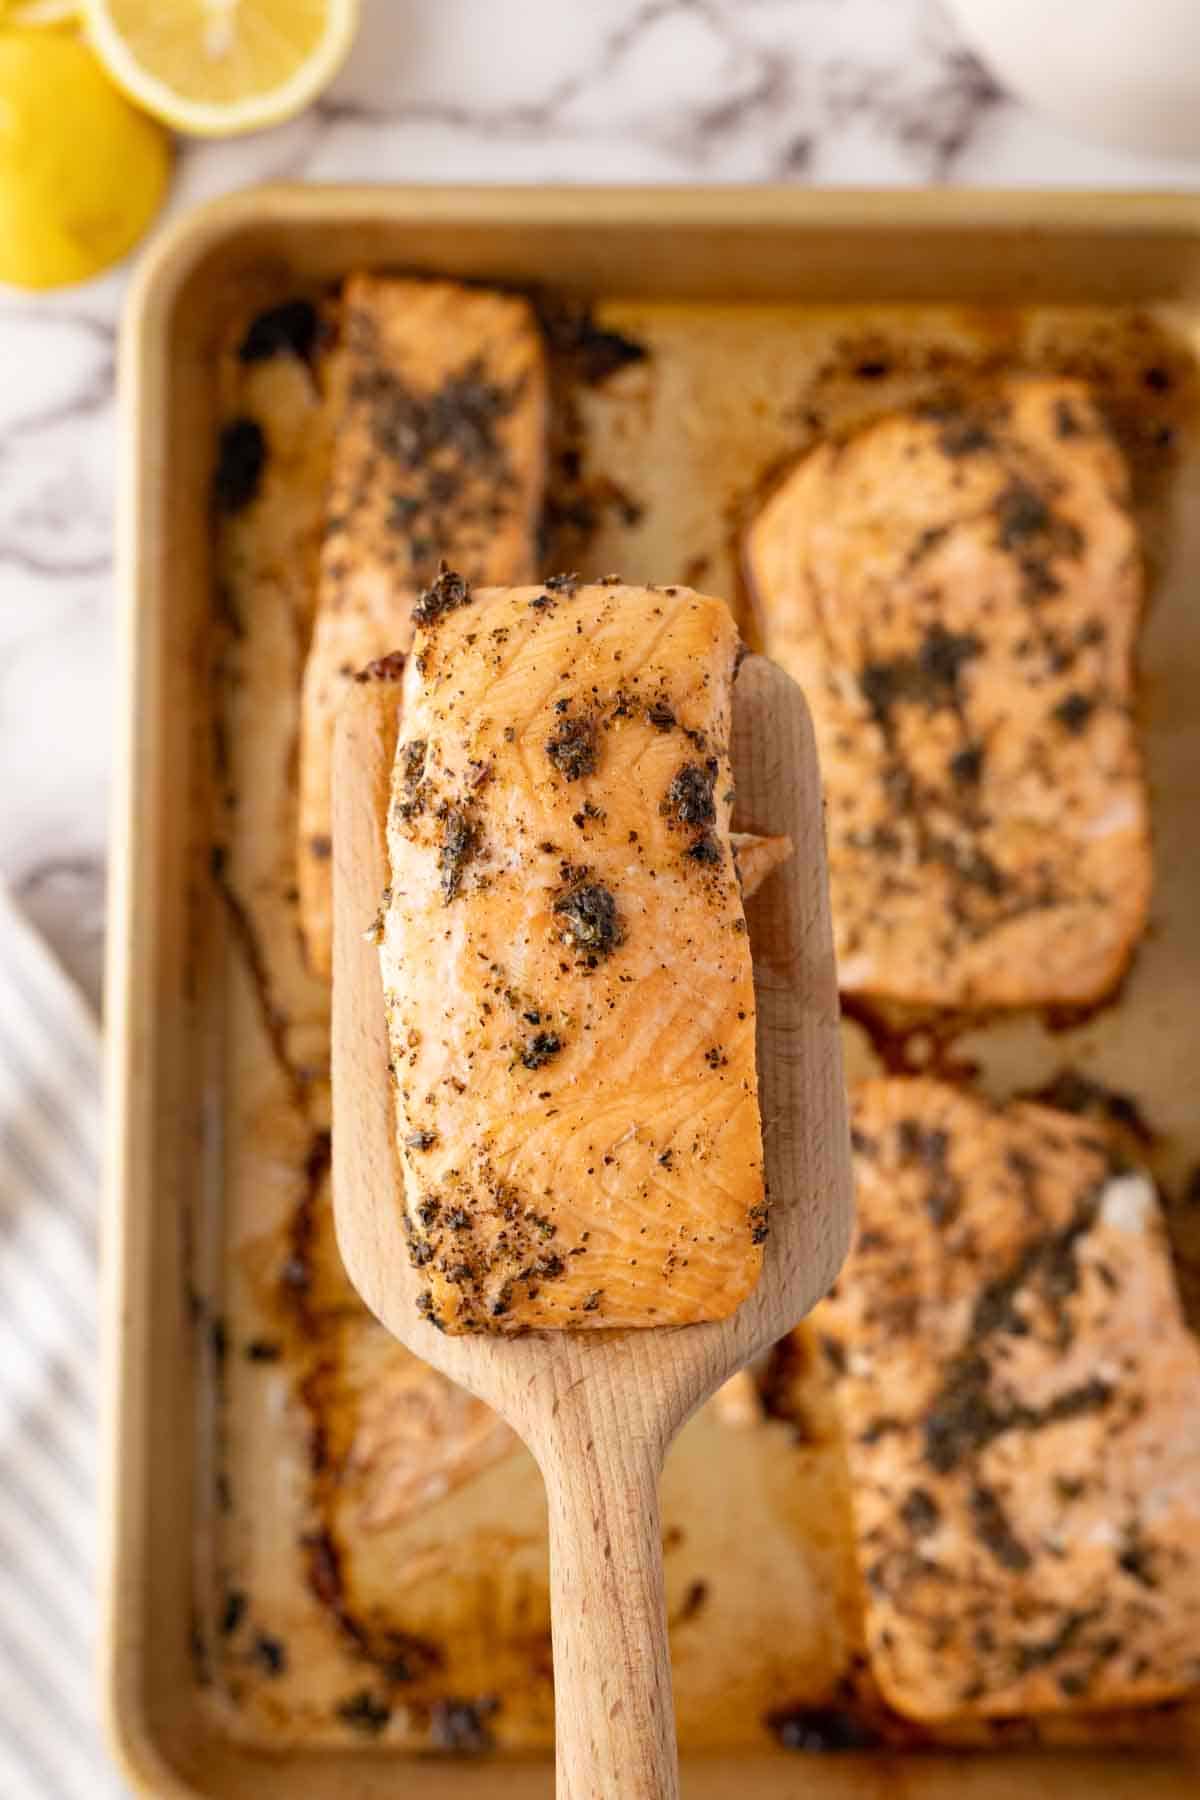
[0,29,170,289]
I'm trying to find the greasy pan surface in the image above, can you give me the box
[104,188,1200,1798]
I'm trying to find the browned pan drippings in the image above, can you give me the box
[203,285,1200,1759]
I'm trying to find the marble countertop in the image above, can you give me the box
[5,0,1200,1008]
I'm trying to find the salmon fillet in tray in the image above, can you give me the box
[209,263,1199,1751]
[299,277,547,978]
[817,1078,1200,1722]
[746,377,1151,1010]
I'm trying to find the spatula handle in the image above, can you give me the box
[540,1411,678,1800]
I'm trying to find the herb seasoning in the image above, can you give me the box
[414,565,472,627]
[666,761,718,827]
[545,715,597,781]
[438,806,478,901]
[521,1031,563,1069]
[553,882,624,959]
[336,1690,391,1735]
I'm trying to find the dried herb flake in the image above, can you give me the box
[553,882,624,959]
[414,565,472,628]
[545,716,597,781]
[666,761,717,828]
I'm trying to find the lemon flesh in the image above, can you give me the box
[0,29,170,289]
[84,0,359,136]
[3,2,79,25]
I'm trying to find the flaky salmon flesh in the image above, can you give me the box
[745,377,1151,1009]
[376,577,769,1333]
[301,630,788,988]
[816,1078,1200,1722]
[299,276,546,978]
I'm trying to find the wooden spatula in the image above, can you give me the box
[331,653,852,1800]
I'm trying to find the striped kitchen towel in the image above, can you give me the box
[0,885,127,1798]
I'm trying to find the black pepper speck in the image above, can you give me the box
[521,1031,563,1069]
[1053,692,1096,735]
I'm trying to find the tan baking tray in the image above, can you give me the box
[103,186,1200,1798]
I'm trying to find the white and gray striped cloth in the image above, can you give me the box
[0,886,126,1798]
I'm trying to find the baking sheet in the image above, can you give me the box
[199,289,1200,1760]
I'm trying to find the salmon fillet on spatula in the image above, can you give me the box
[330,574,851,1800]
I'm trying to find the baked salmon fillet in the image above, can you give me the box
[817,1077,1200,1721]
[744,378,1151,1009]
[299,276,547,978]
[377,575,767,1332]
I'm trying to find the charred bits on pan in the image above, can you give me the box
[214,417,267,513]
[237,297,321,367]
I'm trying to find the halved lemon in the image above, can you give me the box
[82,0,359,136]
